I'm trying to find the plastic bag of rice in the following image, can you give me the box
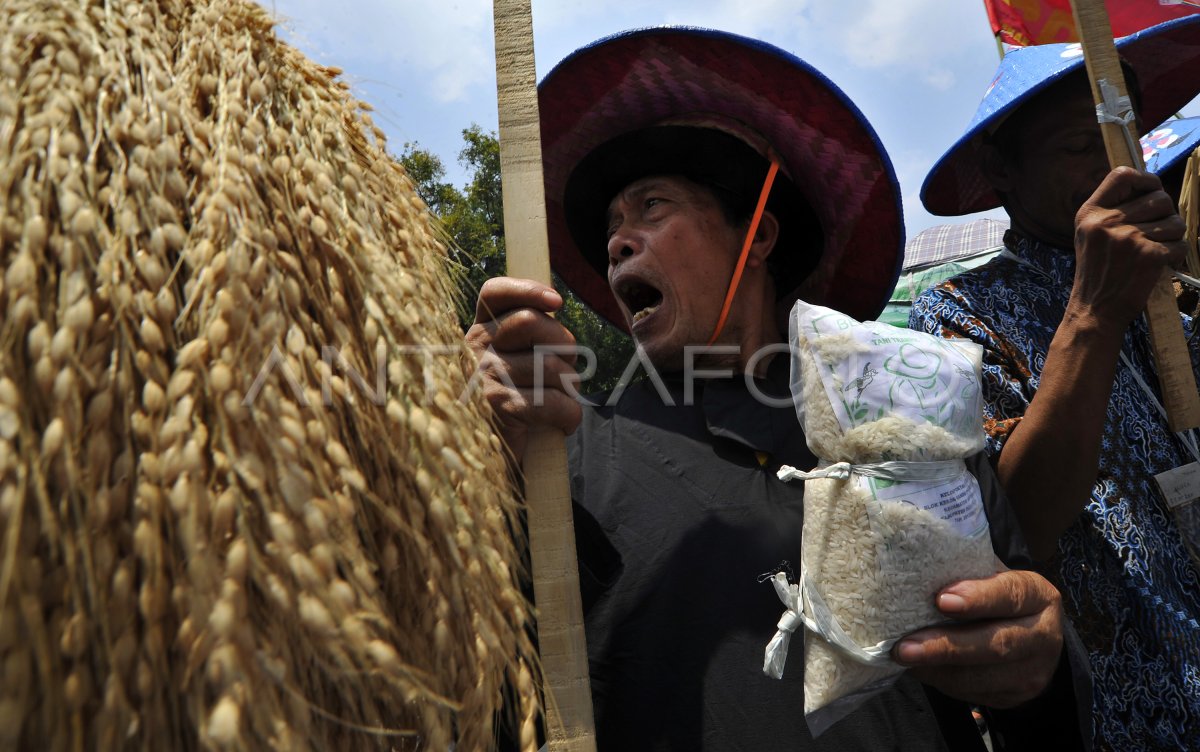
[763,299,999,736]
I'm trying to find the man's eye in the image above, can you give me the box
[1060,137,1097,154]
[645,197,663,209]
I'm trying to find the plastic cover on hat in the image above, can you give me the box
[922,14,1200,217]
[539,27,904,328]
[1142,116,1200,175]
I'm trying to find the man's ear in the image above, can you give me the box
[978,140,1013,193]
[747,210,780,268]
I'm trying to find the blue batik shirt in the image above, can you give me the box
[910,231,1200,751]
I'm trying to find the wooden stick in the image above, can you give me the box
[1069,0,1200,431]
[491,1,598,749]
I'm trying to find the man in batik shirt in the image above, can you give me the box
[910,17,1200,751]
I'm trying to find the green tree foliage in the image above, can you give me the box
[400,126,635,393]
[399,126,503,321]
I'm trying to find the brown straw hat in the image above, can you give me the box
[538,27,905,329]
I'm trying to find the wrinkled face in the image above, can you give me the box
[987,83,1116,248]
[605,175,745,369]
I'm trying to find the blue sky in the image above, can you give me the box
[259,0,1198,240]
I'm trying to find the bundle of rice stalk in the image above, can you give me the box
[1182,147,1200,277]
[0,1,539,750]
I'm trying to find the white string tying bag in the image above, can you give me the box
[767,300,998,737]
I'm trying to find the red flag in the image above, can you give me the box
[984,0,1200,46]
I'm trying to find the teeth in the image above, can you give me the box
[632,305,659,323]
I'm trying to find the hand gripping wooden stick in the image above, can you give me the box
[491,1,598,749]
[1069,0,1200,431]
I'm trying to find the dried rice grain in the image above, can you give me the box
[0,2,539,750]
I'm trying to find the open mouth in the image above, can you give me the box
[615,278,663,324]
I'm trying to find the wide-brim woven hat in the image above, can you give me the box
[922,14,1200,217]
[539,27,904,328]
[1142,115,1200,175]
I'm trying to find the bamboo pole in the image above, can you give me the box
[491,1,598,749]
[1069,0,1200,431]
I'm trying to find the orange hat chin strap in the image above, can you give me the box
[706,160,780,346]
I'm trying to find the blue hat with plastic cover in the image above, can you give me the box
[922,14,1200,217]
[1142,116,1200,176]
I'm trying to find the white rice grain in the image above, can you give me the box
[795,330,995,718]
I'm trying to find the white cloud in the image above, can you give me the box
[923,68,957,92]
[803,0,996,91]
[532,0,812,39]
[659,0,814,39]
[264,0,493,104]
